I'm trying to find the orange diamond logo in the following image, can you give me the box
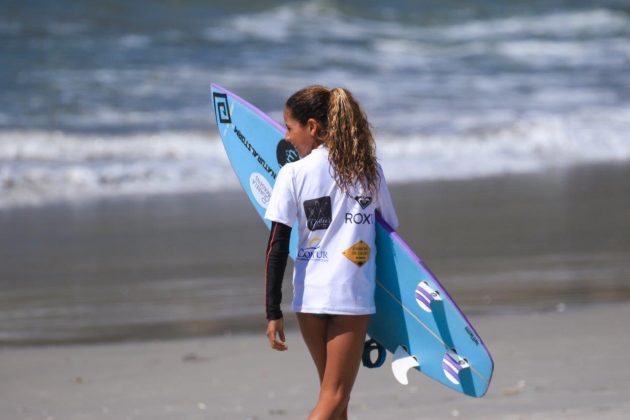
[342,240,371,267]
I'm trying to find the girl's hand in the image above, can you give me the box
[266,318,288,351]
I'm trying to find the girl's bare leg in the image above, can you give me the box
[297,313,370,420]
[297,313,328,383]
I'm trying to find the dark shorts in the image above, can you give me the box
[312,313,335,320]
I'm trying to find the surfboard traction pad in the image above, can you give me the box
[210,83,494,398]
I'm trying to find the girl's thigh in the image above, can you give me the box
[322,315,371,392]
[297,313,329,382]
[297,313,371,388]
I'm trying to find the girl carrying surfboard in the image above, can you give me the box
[264,85,398,419]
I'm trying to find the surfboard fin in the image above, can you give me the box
[391,345,419,385]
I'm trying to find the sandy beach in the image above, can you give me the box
[0,162,629,419]
[1,302,629,419]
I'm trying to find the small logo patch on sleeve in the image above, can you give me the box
[342,240,371,267]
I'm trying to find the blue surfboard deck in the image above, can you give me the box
[210,84,493,397]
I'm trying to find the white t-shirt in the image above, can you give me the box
[264,145,399,315]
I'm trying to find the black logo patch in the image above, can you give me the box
[276,139,300,167]
[212,92,232,124]
[303,196,332,231]
[354,196,372,209]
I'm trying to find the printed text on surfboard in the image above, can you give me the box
[233,126,277,179]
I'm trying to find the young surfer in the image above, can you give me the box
[264,85,399,419]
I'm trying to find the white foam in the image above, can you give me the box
[437,9,630,41]
[205,4,630,45]
[495,38,630,67]
[378,109,630,182]
[201,4,630,101]
[0,130,236,209]
[203,1,368,44]
[204,5,297,43]
[118,34,151,49]
[2,106,630,209]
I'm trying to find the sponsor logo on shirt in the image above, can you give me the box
[212,92,232,124]
[342,240,371,267]
[303,196,332,231]
[233,126,277,179]
[250,172,272,209]
[344,213,372,224]
[297,237,328,262]
[276,139,300,167]
[354,196,372,209]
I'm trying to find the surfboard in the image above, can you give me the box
[210,83,494,397]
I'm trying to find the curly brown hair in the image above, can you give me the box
[285,85,379,195]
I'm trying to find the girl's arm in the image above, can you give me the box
[265,221,291,351]
[265,221,291,320]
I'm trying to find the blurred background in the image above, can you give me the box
[1,0,629,346]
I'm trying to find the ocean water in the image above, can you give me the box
[1,0,630,208]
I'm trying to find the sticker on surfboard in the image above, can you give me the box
[249,172,272,209]
[276,139,299,167]
[212,92,232,124]
[442,350,470,385]
[415,281,442,312]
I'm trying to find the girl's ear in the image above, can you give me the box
[307,118,319,137]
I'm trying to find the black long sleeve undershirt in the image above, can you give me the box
[265,222,291,320]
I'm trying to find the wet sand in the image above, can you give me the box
[1,162,629,345]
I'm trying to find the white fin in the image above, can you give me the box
[391,346,420,385]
